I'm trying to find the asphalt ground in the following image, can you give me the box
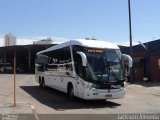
[0,74,160,119]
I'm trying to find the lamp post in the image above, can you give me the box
[13,45,16,107]
[128,0,133,83]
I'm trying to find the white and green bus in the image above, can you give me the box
[35,39,132,100]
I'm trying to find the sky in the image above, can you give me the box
[0,0,160,46]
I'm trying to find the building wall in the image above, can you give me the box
[121,39,160,82]
[0,44,55,73]
[4,33,16,46]
[150,53,159,82]
[33,38,53,45]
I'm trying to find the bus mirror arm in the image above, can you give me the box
[122,54,133,67]
[76,51,87,67]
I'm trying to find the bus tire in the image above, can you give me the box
[42,78,45,88]
[39,77,42,88]
[67,83,74,99]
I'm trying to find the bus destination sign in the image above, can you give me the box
[87,49,103,53]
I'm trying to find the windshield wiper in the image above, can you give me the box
[105,59,119,82]
[108,64,119,82]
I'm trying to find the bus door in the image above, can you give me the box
[74,54,85,97]
[75,75,85,98]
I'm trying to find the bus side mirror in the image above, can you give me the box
[122,54,133,67]
[76,51,87,67]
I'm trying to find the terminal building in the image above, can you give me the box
[0,44,55,73]
[0,37,55,73]
[0,37,160,82]
[121,39,160,82]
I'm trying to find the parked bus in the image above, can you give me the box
[35,39,132,100]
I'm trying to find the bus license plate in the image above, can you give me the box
[106,94,112,98]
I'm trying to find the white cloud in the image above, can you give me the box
[52,37,69,44]
[0,37,4,47]
[17,36,69,45]
[17,38,35,45]
[1,36,148,47]
[0,36,69,46]
[117,41,139,46]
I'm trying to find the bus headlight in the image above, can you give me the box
[91,87,97,91]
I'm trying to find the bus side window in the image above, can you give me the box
[65,64,70,75]
[38,64,45,72]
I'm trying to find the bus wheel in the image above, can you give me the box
[68,84,74,99]
[39,78,42,88]
[42,79,45,88]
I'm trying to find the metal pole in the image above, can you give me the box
[14,46,16,107]
[4,47,6,72]
[128,0,133,83]
[28,48,31,72]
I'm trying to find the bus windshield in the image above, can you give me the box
[85,48,125,82]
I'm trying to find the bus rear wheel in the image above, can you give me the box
[40,77,45,88]
[42,79,45,88]
[39,77,43,88]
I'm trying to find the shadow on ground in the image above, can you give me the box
[130,80,160,87]
[20,86,121,111]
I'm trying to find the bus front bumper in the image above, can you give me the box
[83,87,125,100]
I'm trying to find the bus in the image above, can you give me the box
[35,39,132,100]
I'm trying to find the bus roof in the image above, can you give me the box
[37,39,119,54]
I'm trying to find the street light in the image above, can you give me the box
[128,0,133,83]
[138,41,148,51]
[13,45,16,107]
